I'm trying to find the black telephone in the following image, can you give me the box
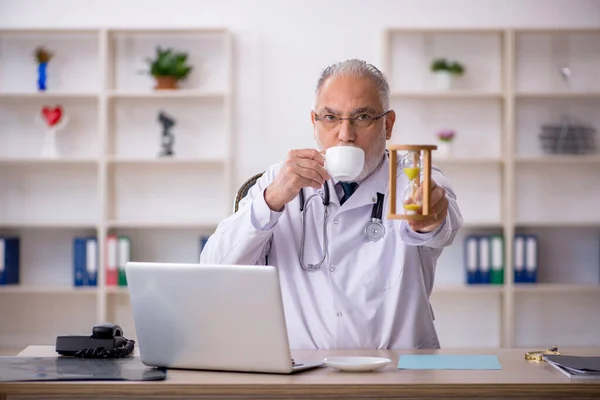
[56,323,135,358]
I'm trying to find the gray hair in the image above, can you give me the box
[315,59,390,110]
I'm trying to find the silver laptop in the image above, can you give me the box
[125,262,323,374]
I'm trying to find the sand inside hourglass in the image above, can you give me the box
[403,167,420,181]
[402,167,421,212]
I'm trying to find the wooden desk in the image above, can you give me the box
[1,346,599,399]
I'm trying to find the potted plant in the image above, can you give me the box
[436,129,456,157]
[145,47,193,90]
[35,46,53,91]
[430,58,465,91]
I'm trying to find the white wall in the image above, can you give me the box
[1,0,599,187]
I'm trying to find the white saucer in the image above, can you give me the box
[322,356,392,372]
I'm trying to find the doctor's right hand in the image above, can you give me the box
[264,149,330,212]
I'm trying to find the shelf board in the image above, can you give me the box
[107,157,224,166]
[515,155,600,165]
[387,27,505,34]
[462,221,504,228]
[0,157,98,166]
[0,92,98,100]
[0,221,98,229]
[432,284,504,294]
[434,157,503,165]
[514,221,600,228]
[0,285,97,294]
[516,92,600,99]
[108,27,229,34]
[391,91,503,100]
[108,90,226,99]
[106,220,220,229]
[513,283,600,294]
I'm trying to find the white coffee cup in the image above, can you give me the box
[324,146,365,181]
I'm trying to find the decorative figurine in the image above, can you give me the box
[35,47,53,92]
[387,144,437,221]
[39,105,69,158]
[158,111,175,156]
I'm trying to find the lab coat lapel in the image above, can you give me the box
[335,155,389,214]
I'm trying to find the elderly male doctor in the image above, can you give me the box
[201,59,463,350]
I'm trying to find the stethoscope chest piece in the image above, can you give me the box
[365,218,385,242]
[364,191,386,242]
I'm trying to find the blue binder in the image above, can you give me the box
[478,236,491,284]
[0,237,20,285]
[524,234,538,283]
[199,235,209,262]
[465,235,479,284]
[86,238,98,287]
[513,234,526,283]
[73,237,98,287]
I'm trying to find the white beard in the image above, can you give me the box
[316,129,386,183]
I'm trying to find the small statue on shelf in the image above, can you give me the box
[35,46,53,91]
[158,111,176,156]
[39,105,69,158]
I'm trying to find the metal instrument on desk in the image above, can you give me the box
[525,346,560,362]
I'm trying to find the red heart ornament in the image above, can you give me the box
[42,106,62,127]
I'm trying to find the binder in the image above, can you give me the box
[490,235,504,285]
[0,237,19,285]
[118,236,131,286]
[478,236,491,284]
[465,235,479,284]
[73,237,87,287]
[86,238,98,287]
[73,237,98,286]
[524,235,538,283]
[514,235,526,283]
[199,236,209,262]
[106,235,118,286]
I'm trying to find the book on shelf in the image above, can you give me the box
[73,237,97,287]
[105,234,131,287]
[106,234,118,286]
[118,236,131,287]
[0,236,19,285]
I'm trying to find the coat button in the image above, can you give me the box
[330,266,335,272]
[333,219,339,225]
[336,312,343,317]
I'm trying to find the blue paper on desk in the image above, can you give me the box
[398,355,502,370]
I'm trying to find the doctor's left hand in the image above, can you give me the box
[406,179,448,233]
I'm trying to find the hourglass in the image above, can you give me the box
[387,144,438,220]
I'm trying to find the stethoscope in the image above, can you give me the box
[298,183,386,271]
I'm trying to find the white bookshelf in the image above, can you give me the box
[0,27,233,348]
[383,28,600,349]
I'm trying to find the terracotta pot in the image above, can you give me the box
[154,76,179,90]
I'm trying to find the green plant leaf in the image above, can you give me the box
[430,58,449,72]
[145,46,193,80]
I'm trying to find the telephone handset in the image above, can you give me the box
[56,323,135,358]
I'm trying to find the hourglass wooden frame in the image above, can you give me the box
[388,144,438,220]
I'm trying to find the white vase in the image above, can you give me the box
[41,128,59,158]
[437,141,453,157]
[434,71,453,91]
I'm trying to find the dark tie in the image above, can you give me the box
[340,182,358,205]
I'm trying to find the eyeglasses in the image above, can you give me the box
[314,110,391,129]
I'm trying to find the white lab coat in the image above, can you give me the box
[200,154,463,349]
